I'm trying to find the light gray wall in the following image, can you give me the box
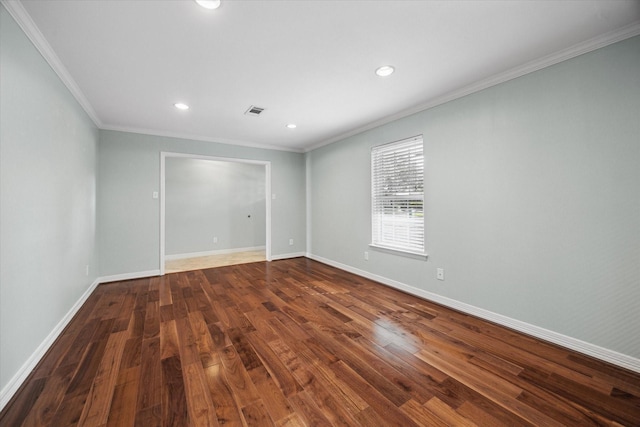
[0,5,99,391]
[98,130,305,276]
[307,35,640,359]
[165,158,266,255]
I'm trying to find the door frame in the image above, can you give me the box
[160,151,272,275]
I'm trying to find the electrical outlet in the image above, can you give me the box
[85,265,89,276]
[364,251,369,261]
[289,238,294,246]
[437,268,445,281]
[213,237,218,244]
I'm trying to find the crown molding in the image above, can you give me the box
[2,0,297,152]
[3,0,638,154]
[305,20,640,153]
[100,124,305,153]
[1,0,102,127]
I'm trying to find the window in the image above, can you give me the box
[371,135,425,255]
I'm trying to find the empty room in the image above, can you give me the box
[1,1,639,426]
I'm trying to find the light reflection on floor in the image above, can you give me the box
[373,317,415,350]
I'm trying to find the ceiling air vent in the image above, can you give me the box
[245,105,265,116]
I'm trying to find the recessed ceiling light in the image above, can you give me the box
[174,103,190,110]
[195,0,221,10]
[375,65,395,77]
[286,124,297,129]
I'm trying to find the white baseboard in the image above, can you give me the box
[98,269,161,284]
[0,268,163,411]
[4,257,637,415]
[306,253,640,374]
[0,277,101,412]
[165,246,266,261]
[271,252,306,261]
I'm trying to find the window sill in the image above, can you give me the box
[369,244,428,260]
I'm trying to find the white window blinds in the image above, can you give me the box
[371,136,425,255]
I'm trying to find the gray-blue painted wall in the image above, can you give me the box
[307,35,640,359]
[1,5,99,390]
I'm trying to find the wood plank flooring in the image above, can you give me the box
[2,257,639,426]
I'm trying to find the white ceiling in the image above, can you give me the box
[8,0,640,152]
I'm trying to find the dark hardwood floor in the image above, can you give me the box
[2,258,639,426]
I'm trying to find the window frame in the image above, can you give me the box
[370,135,426,258]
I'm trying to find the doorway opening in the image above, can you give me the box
[160,152,272,275]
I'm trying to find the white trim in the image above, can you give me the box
[305,154,312,255]
[0,268,165,411]
[5,0,638,155]
[101,125,304,153]
[159,151,271,166]
[306,253,640,374]
[305,21,640,152]
[3,257,638,413]
[160,153,166,275]
[0,277,100,411]
[368,244,428,260]
[265,162,272,263]
[160,152,272,275]
[98,270,160,284]
[1,0,102,128]
[165,246,266,261]
[271,252,306,261]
